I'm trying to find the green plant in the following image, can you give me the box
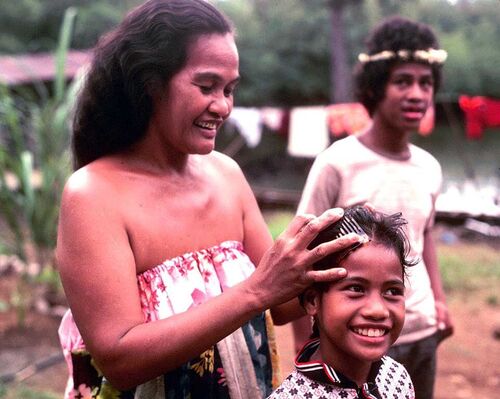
[0,7,78,266]
[0,7,79,326]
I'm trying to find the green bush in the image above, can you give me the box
[0,8,78,267]
[0,8,79,327]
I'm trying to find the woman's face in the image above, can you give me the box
[151,33,239,155]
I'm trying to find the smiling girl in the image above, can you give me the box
[269,206,416,399]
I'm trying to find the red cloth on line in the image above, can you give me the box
[419,104,435,136]
[326,103,371,137]
[458,95,500,140]
[326,102,435,137]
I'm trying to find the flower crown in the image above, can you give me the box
[358,48,447,65]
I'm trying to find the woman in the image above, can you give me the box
[56,1,360,398]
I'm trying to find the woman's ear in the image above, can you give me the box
[148,79,166,107]
[302,287,321,317]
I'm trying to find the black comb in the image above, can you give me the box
[334,213,370,243]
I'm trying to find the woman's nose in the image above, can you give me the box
[208,94,232,119]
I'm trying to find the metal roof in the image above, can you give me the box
[0,50,91,86]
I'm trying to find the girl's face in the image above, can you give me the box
[305,243,405,374]
[373,62,434,133]
[150,33,240,155]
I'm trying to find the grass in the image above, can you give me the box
[0,384,59,399]
[438,242,500,295]
[263,210,295,239]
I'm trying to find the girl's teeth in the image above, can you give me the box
[354,328,385,337]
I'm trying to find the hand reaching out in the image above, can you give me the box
[247,208,364,309]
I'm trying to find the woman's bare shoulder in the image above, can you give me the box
[206,151,244,177]
[62,157,125,206]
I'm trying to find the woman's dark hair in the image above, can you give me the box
[72,0,233,170]
[354,16,443,116]
[304,206,417,338]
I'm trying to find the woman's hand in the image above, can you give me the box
[247,208,364,310]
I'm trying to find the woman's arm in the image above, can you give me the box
[57,166,357,390]
[56,170,271,389]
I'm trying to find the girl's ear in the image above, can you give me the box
[302,287,321,317]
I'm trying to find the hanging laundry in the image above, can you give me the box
[260,107,284,132]
[326,102,435,137]
[326,103,371,137]
[287,106,329,157]
[418,104,435,136]
[227,107,263,147]
[278,109,290,138]
[459,95,500,140]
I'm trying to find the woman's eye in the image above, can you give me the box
[200,86,213,94]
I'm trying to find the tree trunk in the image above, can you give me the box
[329,1,352,103]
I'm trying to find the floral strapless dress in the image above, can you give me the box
[58,241,279,399]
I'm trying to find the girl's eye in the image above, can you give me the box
[346,285,364,293]
[385,287,404,297]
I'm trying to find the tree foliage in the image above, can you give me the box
[0,0,141,52]
[217,0,499,105]
[0,0,498,103]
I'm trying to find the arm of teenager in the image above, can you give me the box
[57,166,355,390]
[422,227,453,333]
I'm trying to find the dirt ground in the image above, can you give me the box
[1,259,499,398]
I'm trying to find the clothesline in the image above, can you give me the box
[227,103,435,158]
[227,96,500,157]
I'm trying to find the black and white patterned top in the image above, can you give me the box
[268,339,414,399]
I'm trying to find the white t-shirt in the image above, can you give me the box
[298,135,442,344]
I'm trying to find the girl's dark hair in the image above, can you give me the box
[354,16,443,116]
[72,0,233,170]
[305,206,417,338]
[309,206,417,273]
